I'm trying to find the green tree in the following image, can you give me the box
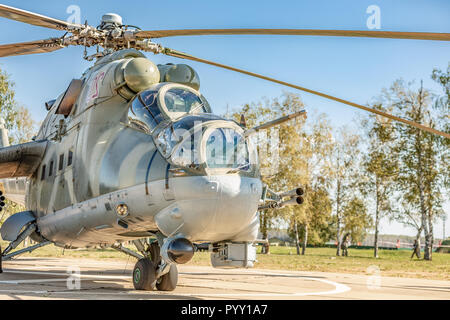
[430,64,449,189]
[232,94,334,255]
[230,99,277,252]
[264,93,308,255]
[360,104,398,258]
[0,67,36,225]
[327,127,361,256]
[0,68,17,128]
[393,201,423,257]
[298,184,333,247]
[295,113,334,254]
[384,79,447,260]
[431,63,450,105]
[341,197,373,244]
[0,68,36,144]
[431,64,450,240]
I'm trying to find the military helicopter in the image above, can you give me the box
[0,4,448,291]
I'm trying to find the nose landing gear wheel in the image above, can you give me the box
[156,264,178,291]
[133,258,157,290]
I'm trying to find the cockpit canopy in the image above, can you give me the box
[127,83,211,134]
[127,83,257,174]
[157,115,255,174]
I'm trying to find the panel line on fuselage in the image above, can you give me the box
[145,150,158,195]
[165,163,171,189]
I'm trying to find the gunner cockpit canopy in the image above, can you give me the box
[127,83,211,134]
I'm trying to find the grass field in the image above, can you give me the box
[2,241,449,280]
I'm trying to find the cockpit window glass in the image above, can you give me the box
[171,133,200,167]
[164,88,207,114]
[155,114,223,157]
[171,114,222,132]
[128,85,213,135]
[128,90,162,133]
[141,90,164,124]
[205,128,250,169]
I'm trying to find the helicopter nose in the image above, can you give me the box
[154,175,262,242]
[206,175,262,239]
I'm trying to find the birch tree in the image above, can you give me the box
[360,104,398,258]
[297,113,334,254]
[431,64,450,239]
[327,127,361,256]
[385,80,447,260]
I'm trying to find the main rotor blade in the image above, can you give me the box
[136,29,450,41]
[0,4,82,31]
[0,39,63,57]
[161,47,450,139]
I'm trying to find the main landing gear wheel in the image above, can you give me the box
[156,264,178,291]
[150,241,178,291]
[132,258,157,290]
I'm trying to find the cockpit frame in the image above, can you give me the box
[157,83,211,120]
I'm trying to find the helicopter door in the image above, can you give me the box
[41,122,80,214]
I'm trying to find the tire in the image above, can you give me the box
[156,264,178,291]
[132,258,157,290]
[149,242,161,265]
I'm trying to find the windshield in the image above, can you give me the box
[164,88,208,114]
[128,90,163,133]
[205,128,250,169]
[157,120,253,172]
[155,114,223,157]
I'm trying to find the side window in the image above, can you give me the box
[141,90,163,124]
[49,160,54,177]
[41,165,46,181]
[67,150,73,166]
[128,90,162,134]
[59,154,64,171]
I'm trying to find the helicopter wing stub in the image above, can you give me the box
[160,47,450,140]
[0,140,48,178]
[135,28,450,41]
[0,4,83,31]
[0,38,64,57]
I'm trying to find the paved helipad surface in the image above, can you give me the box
[0,257,449,299]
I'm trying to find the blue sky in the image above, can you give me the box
[0,0,448,237]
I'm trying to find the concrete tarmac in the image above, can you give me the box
[0,257,449,300]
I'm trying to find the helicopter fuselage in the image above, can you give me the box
[1,49,262,249]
